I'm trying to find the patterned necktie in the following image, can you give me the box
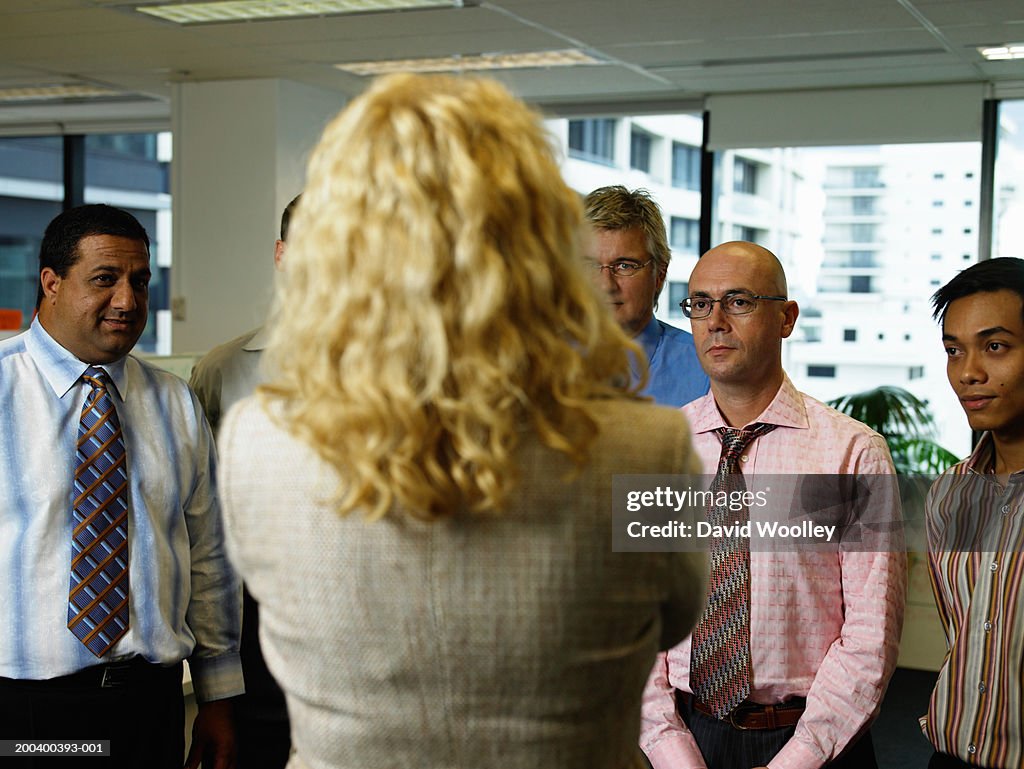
[68,366,130,657]
[690,422,777,719]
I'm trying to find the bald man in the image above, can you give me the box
[640,242,906,769]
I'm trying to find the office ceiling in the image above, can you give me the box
[0,0,1022,128]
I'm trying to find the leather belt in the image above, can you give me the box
[677,690,806,730]
[2,658,182,690]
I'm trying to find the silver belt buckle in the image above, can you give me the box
[100,662,131,688]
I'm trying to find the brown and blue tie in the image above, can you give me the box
[689,422,776,719]
[68,366,130,657]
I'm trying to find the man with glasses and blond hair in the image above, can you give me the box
[583,185,708,407]
[640,241,905,769]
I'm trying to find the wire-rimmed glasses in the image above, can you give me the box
[681,291,788,319]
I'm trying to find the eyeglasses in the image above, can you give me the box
[585,259,653,279]
[681,292,788,319]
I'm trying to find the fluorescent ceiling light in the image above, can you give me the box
[0,85,121,103]
[336,49,604,76]
[136,0,462,25]
[979,44,1024,61]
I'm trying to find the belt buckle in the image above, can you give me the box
[100,662,132,688]
[728,708,750,731]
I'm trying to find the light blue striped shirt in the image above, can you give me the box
[0,319,243,702]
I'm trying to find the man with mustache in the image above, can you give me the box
[924,257,1024,769]
[640,241,905,769]
[583,185,708,407]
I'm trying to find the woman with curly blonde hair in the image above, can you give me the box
[219,73,705,769]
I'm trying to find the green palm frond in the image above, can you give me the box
[828,385,957,475]
[828,386,940,441]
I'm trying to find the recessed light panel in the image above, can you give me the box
[136,0,461,25]
[979,44,1024,61]
[0,85,120,103]
[336,49,604,76]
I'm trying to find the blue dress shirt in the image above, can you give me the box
[0,319,243,702]
[633,316,709,408]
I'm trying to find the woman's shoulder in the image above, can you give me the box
[584,397,697,472]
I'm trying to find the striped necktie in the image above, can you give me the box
[690,422,776,719]
[68,366,130,657]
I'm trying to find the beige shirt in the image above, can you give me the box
[189,326,268,433]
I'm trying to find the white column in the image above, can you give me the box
[170,79,344,354]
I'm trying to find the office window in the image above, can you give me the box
[668,281,689,318]
[630,129,652,173]
[734,157,760,195]
[843,328,857,342]
[852,196,877,214]
[568,119,616,165]
[808,365,836,378]
[671,217,700,252]
[851,223,876,242]
[853,167,882,187]
[735,225,764,243]
[850,275,873,293]
[672,142,701,190]
[909,366,924,380]
[0,133,171,352]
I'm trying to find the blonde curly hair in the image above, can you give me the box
[262,73,644,520]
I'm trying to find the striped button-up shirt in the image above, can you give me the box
[924,434,1024,769]
[0,319,243,702]
[641,376,906,769]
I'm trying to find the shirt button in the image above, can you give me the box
[1002,505,1010,514]
[990,562,999,572]
[741,456,748,462]
[984,621,993,632]
[968,744,977,754]
[979,681,986,693]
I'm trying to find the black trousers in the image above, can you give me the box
[928,752,997,769]
[679,693,878,769]
[0,658,184,769]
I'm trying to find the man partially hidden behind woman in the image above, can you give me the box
[218,72,706,769]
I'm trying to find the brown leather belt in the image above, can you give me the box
[677,691,806,730]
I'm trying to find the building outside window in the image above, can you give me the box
[808,365,836,377]
[568,119,616,166]
[670,217,700,253]
[668,281,689,318]
[734,157,759,194]
[631,129,652,172]
[672,142,700,190]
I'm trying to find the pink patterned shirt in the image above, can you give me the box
[640,376,906,769]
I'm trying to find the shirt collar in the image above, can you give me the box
[243,325,270,352]
[25,317,129,402]
[964,433,995,473]
[685,374,809,433]
[963,432,1024,481]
